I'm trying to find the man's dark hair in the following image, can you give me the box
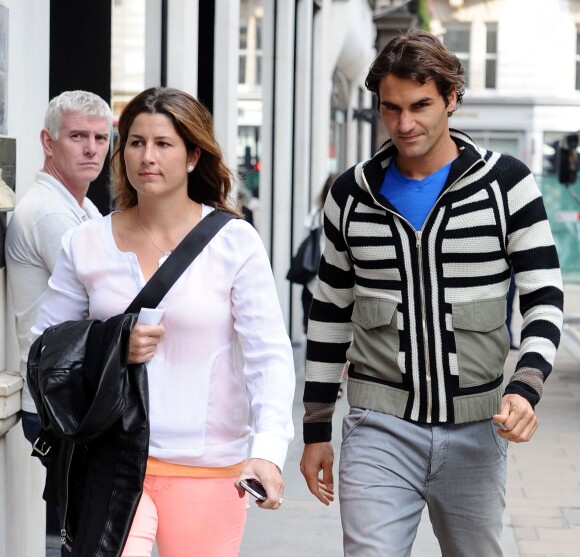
[365,28,465,116]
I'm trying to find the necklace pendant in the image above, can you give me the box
[136,202,194,264]
[158,252,171,267]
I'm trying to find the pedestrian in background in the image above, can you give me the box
[33,87,295,557]
[5,90,112,556]
[301,173,337,333]
[237,184,255,227]
[301,29,563,557]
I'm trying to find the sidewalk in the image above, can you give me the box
[240,284,580,557]
[239,345,519,557]
[502,284,580,557]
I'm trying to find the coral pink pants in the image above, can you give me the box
[121,475,248,557]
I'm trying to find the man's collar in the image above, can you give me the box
[364,129,485,194]
[36,171,93,216]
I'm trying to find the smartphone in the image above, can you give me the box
[239,478,267,501]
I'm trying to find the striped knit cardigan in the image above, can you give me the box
[303,130,563,444]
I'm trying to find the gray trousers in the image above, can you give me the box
[339,409,508,557]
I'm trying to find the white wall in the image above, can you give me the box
[6,0,47,203]
[290,0,315,337]
[214,0,240,172]
[165,0,199,94]
[260,0,296,326]
[1,2,50,555]
[309,0,332,212]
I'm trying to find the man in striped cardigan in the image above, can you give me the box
[300,29,563,557]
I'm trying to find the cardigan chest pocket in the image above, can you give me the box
[452,296,510,388]
[347,297,402,384]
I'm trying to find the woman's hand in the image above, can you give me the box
[235,458,285,510]
[127,323,165,364]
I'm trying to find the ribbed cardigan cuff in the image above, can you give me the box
[303,422,332,444]
[504,380,540,408]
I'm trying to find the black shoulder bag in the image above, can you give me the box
[286,212,323,285]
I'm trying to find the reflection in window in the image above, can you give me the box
[330,69,349,174]
[237,0,263,210]
[485,25,497,89]
[239,54,247,84]
[443,26,470,88]
[543,132,564,176]
[576,29,580,90]
[240,19,248,50]
[238,5,262,87]
[356,87,364,163]
[469,132,520,158]
[111,0,146,119]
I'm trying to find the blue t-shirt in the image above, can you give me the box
[379,160,453,230]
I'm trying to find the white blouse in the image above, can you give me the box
[34,205,295,470]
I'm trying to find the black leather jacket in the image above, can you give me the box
[28,313,149,557]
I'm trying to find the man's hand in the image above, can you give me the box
[493,393,538,442]
[300,442,335,505]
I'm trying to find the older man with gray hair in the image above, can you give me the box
[6,89,112,459]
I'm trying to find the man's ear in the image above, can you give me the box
[40,128,53,156]
[446,87,458,114]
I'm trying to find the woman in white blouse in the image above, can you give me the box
[34,87,295,557]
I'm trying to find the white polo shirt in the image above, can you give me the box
[5,171,101,412]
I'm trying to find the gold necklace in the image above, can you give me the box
[136,202,195,264]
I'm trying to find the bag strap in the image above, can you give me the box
[124,209,236,314]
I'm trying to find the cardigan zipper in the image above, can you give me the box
[415,230,432,420]
[409,159,483,421]
[410,159,484,421]
[361,174,435,419]
[361,156,484,422]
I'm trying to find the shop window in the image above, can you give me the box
[576,29,580,90]
[238,5,263,87]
